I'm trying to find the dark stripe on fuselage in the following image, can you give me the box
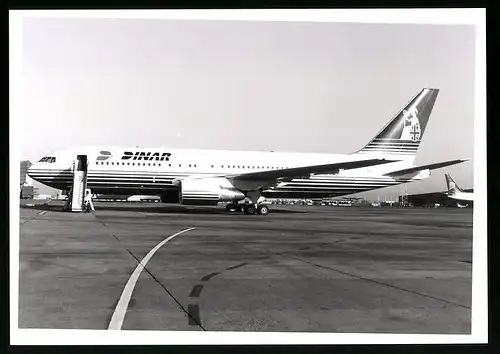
[29,168,408,198]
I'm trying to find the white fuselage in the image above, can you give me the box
[448,191,474,202]
[27,146,425,200]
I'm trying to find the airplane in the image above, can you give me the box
[126,195,161,203]
[445,173,474,203]
[27,88,469,216]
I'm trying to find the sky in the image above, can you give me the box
[20,17,476,198]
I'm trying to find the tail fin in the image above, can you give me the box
[445,173,463,195]
[354,88,439,162]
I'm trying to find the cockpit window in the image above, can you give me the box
[39,157,56,163]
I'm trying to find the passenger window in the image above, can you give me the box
[143,163,146,166]
[211,165,214,168]
[169,164,171,167]
[148,163,151,166]
[194,164,197,168]
[153,163,155,166]
[112,162,114,165]
[189,164,192,167]
[179,164,182,167]
[106,162,109,165]
[127,162,130,165]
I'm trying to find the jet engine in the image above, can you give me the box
[178,177,246,205]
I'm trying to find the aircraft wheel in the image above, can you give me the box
[257,205,269,215]
[244,204,256,215]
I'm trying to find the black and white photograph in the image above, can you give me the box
[10,9,487,345]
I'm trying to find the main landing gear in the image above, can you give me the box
[225,202,269,215]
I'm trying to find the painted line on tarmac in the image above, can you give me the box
[108,227,196,330]
[184,241,333,327]
[187,305,201,326]
[187,261,250,326]
[189,284,204,298]
[200,271,221,282]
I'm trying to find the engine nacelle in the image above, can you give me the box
[179,177,245,205]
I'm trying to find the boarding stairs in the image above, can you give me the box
[65,155,92,212]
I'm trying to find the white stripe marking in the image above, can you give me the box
[108,227,196,330]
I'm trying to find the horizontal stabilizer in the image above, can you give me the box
[234,158,395,182]
[384,159,469,177]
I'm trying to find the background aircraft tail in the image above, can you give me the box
[445,173,463,195]
[354,88,439,163]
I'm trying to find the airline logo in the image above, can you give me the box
[400,107,421,142]
[121,151,172,161]
[96,151,112,161]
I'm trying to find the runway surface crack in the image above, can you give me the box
[280,253,471,310]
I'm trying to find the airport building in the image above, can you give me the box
[20,160,32,185]
[20,160,36,199]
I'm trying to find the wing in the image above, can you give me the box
[231,158,394,182]
[384,158,469,177]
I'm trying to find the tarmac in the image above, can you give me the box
[18,200,473,333]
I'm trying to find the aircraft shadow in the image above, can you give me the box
[21,202,307,215]
[93,204,307,215]
[21,203,65,212]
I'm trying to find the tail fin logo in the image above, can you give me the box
[400,107,421,141]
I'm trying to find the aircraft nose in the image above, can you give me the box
[26,164,34,177]
[26,163,40,180]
